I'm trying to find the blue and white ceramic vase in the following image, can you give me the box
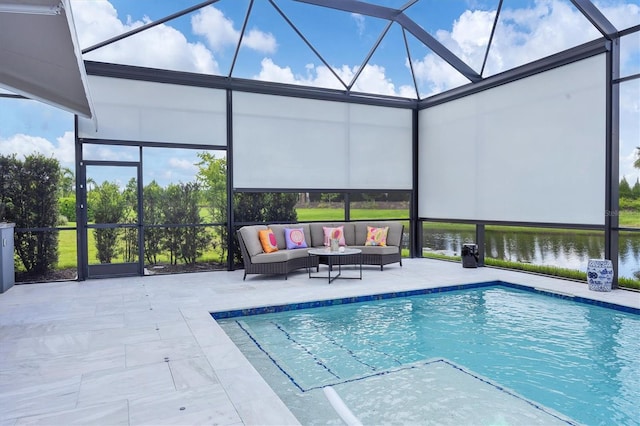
[587,259,613,292]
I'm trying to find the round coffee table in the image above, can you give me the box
[308,248,362,283]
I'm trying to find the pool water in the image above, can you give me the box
[218,287,640,425]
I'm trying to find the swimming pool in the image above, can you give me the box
[216,284,640,425]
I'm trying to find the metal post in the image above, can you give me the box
[605,39,620,288]
[74,117,87,281]
[226,89,235,272]
[411,108,420,258]
[476,224,485,266]
[137,147,144,276]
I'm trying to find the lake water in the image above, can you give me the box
[422,227,640,281]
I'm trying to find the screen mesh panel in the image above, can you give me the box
[232,92,412,190]
[78,76,226,145]
[419,54,606,225]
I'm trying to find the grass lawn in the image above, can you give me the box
[58,226,80,268]
[296,208,409,221]
[620,210,640,228]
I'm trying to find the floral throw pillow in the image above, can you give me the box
[285,227,308,249]
[323,226,346,246]
[258,229,278,253]
[365,226,388,246]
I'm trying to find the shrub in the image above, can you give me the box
[1,154,60,275]
[93,181,126,263]
[143,181,164,265]
[58,196,76,222]
[161,182,210,265]
[231,192,298,264]
[619,197,640,211]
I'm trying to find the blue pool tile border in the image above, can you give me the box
[210,280,639,319]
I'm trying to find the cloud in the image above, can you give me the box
[255,59,408,97]
[255,58,300,85]
[488,0,601,72]
[243,29,277,54]
[82,144,136,163]
[437,9,495,70]
[0,132,75,167]
[352,13,366,36]
[70,0,219,74]
[168,158,198,173]
[348,64,397,95]
[191,6,238,52]
[620,146,640,183]
[619,83,640,183]
[410,0,619,95]
[595,1,640,30]
[411,54,469,97]
[191,6,276,54]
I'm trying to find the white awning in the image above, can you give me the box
[0,0,93,118]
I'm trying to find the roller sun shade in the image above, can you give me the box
[0,0,93,118]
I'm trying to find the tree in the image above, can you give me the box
[93,181,126,263]
[634,147,640,170]
[161,184,183,265]
[231,192,298,264]
[177,182,209,264]
[264,193,298,222]
[0,154,15,221]
[632,178,640,200]
[59,167,75,197]
[3,154,60,275]
[233,193,266,223]
[58,195,76,222]
[320,193,340,206]
[161,182,210,265]
[196,153,228,259]
[143,181,165,265]
[121,178,138,263]
[619,177,633,199]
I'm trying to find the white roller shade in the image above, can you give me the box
[78,76,226,145]
[419,54,606,225]
[0,0,93,118]
[233,92,412,190]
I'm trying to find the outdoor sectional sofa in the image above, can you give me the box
[237,221,404,280]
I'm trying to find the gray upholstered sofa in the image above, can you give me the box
[237,221,404,280]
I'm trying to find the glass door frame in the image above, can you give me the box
[78,160,144,279]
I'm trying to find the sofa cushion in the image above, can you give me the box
[354,222,402,246]
[365,226,388,246]
[269,223,311,249]
[284,248,311,260]
[252,248,310,263]
[354,245,399,255]
[323,226,346,246]
[285,227,308,249]
[252,250,289,263]
[384,222,404,247]
[239,225,268,257]
[309,222,355,246]
[258,229,278,253]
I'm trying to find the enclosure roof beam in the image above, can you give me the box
[394,14,481,83]
[570,0,618,40]
[295,0,481,83]
[82,0,220,54]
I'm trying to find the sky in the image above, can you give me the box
[0,0,639,188]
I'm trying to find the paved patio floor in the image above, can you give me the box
[1,259,638,425]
